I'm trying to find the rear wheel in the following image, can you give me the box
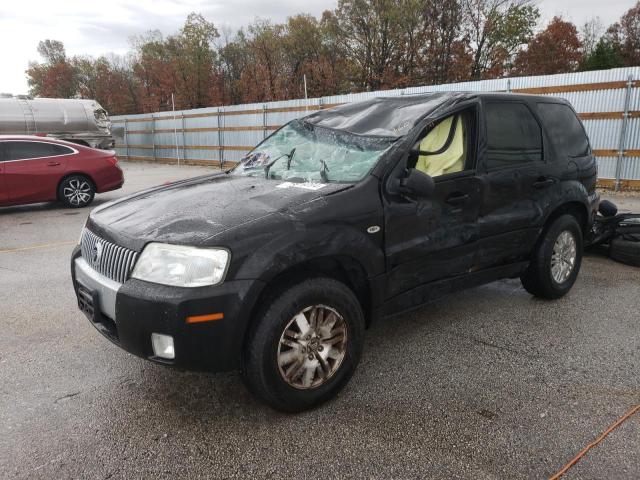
[243,277,365,412]
[58,175,95,208]
[521,214,583,299]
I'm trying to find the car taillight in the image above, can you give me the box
[107,156,118,166]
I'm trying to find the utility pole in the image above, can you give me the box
[172,93,180,166]
[303,74,308,100]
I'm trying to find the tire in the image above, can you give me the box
[610,234,640,267]
[243,277,365,413]
[521,214,583,299]
[58,175,95,208]
[598,200,618,218]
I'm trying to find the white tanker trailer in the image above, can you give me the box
[0,94,114,149]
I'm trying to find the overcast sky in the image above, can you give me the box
[0,0,634,94]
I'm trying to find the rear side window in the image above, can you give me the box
[50,144,75,155]
[537,103,590,157]
[4,141,74,161]
[484,102,542,169]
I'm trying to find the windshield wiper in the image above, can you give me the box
[286,148,296,170]
[264,147,297,179]
[319,159,330,183]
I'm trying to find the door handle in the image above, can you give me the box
[533,178,554,189]
[446,193,470,205]
[47,161,61,166]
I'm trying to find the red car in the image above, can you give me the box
[0,135,123,208]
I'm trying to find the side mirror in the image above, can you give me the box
[398,168,435,198]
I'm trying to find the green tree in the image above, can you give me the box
[177,12,219,108]
[580,38,624,71]
[463,0,539,79]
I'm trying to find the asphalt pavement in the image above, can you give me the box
[1,162,639,479]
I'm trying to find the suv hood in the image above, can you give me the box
[88,173,351,250]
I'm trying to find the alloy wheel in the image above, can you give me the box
[551,230,577,284]
[63,179,92,206]
[277,305,348,390]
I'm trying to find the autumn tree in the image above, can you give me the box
[513,17,583,76]
[27,40,78,97]
[245,20,289,101]
[218,29,252,105]
[131,30,174,112]
[419,0,471,84]
[72,55,141,115]
[606,1,640,66]
[334,0,404,90]
[316,10,353,94]
[390,0,468,86]
[25,3,632,115]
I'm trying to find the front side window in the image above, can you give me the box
[232,120,394,184]
[413,112,470,177]
[484,102,542,170]
[4,141,73,161]
[537,103,590,158]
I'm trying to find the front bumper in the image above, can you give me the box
[71,246,264,372]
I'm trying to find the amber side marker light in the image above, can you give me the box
[186,313,224,324]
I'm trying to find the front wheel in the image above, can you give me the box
[243,277,365,412]
[521,214,583,299]
[58,175,95,208]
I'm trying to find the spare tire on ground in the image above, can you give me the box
[610,233,640,267]
[599,199,618,218]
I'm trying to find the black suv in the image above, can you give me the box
[71,93,599,412]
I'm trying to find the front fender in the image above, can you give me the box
[231,214,386,283]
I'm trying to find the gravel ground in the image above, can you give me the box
[1,162,638,479]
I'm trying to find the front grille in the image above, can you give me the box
[80,229,138,284]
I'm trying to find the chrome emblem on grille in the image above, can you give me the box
[92,241,103,265]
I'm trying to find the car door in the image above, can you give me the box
[383,106,482,299]
[0,143,8,204]
[4,140,72,204]
[473,100,548,270]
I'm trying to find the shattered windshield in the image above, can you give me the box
[232,120,395,183]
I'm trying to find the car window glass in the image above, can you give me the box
[537,103,589,158]
[232,121,394,184]
[50,144,75,156]
[409,108,476,178]
[414,114,467,177]
[5,141,65,161]
[485,102,542,169]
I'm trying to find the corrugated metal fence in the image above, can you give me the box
[111,67,640,189]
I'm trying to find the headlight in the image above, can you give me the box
[131,243,230,287]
